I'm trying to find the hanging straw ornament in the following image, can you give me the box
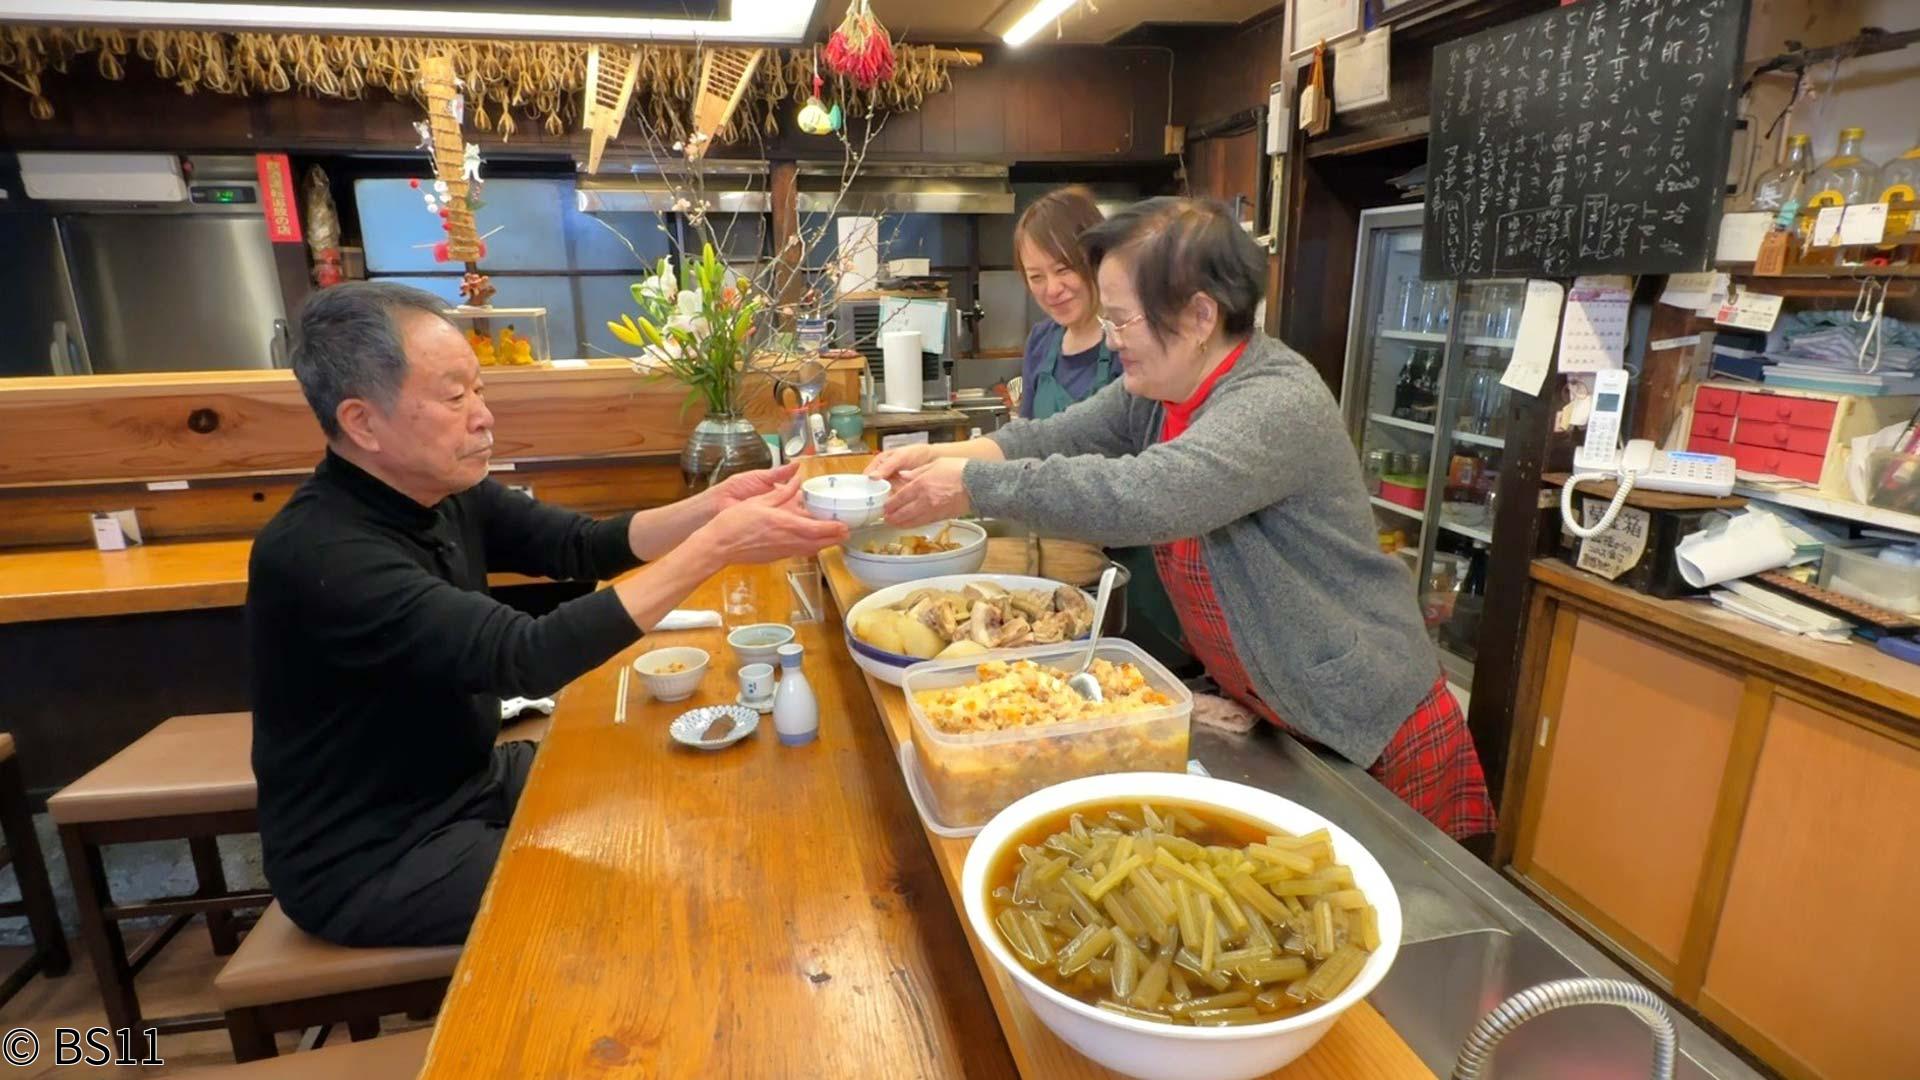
[825,0,893,90]
[798,63,833,136]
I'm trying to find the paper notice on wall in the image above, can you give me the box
[1839,202,1890,246]
[1714,288,1784,333]
[1659,271,1727,311]
[1715,212,1771,262]
[1810,206,1845,248]
[1556,276,1632,373]
[1499,280,1566,397]
[1576,502,1650,581]
[1333,26,1391,113]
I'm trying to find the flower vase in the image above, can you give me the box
[681,412,772,493]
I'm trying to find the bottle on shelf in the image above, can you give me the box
[1876,135,1920,265]
[1748,133,1812,213]
[1797,127,1879,269]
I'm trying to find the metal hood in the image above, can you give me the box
[797,163,1013,215]
[575,161,771,214]
[575,161,1012,215]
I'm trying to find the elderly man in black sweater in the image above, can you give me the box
[248,282,846,947]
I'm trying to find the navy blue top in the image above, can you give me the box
[1019,321,1113,419]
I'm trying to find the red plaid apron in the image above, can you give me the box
[1151,342,1496,840]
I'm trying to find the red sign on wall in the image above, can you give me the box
[255,153,302,244]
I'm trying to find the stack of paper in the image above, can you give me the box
[1710,580,1853,643]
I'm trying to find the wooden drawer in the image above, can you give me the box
[1694,386,1742,417]
[1732,443,1825,483]
[1736,392,1836,430]
[1688,433,1736,456]
[1690,412,1736,443]
[1734,420,1829,455]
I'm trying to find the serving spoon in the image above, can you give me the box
[1066,566,1119,703]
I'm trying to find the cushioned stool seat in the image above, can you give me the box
[0,730,70,1006]
[216,902,458,1062]
[168,1026,432,1078]
[49,712,268,1036]
[48,712,257,824]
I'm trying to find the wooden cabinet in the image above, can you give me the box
[1503,561,1920,1080]
[1514,615,1743,978]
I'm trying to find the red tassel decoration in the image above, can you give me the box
[825,0,894,89]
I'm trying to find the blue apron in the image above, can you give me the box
[1029,325,1116,420]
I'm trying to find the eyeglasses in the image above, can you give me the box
[1096,312,1145,341]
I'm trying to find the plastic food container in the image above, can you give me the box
[1819,543,1920,615]
[902,640,1192,829]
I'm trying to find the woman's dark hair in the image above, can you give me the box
[1013,186,1106,296]
[1082,197,1265,340]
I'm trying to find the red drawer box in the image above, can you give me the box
[1736,392,1836,430]
[1694,386,1742,417]
[1688,433,1735,456]
[1732,444,1825,484]
[1734,420,1829,455]
[1691,412,1736,442]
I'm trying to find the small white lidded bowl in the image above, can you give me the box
[959,772,1403,1080]
[632,646,709,703]
[802,474,890,528]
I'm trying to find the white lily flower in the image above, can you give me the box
[676,289,703,318]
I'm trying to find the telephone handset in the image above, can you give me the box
[1562,370,1734,538]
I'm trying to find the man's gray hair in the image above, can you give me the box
[291,281,452,439]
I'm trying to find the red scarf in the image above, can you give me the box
[1158,339,1249,441]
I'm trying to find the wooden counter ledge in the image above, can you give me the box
[418,456,1433,1079]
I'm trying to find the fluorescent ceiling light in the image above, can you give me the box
[2,0,821,44]
[1002,0,1078,46]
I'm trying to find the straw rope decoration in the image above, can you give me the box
[0,26,962,141]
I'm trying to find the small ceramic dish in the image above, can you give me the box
[727,623,796,667]
[735,692,775,715]
[670,704,759,750]
[633,646,710,702]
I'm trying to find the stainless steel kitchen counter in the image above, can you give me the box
[1193,724,1767,1080]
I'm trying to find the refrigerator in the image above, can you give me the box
[1339,205,1525,685]
[3,154,289,375]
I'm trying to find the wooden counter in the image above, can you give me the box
[419,456,1433,1079]
[0,357,863,489]
[0,539,545,625]
[1500,559,1920,1080]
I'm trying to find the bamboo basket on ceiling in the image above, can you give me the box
[688,47,764,160]
[581,43,640,174]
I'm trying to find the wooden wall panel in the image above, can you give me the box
[1701,698,1920,1080]
[0,456,685,549]
[0,359,858,488]
[1523,614,1743,972]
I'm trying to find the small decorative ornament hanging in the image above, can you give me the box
[798,74,834,136]
[825,0,894,90]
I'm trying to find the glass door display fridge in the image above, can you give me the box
[1339,205,1522,686]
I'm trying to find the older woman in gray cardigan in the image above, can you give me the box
[869,198,1494,840]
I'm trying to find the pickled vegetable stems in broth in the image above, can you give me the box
[985,801,1379,1026]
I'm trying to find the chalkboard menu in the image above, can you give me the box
[1422,0,1749,280]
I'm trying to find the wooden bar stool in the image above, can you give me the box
[215,902,457,1062]
[167,1025,431,1078]
[0,731,70,1006]
[48,712,269,1035]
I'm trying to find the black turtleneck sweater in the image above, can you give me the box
[247,451,641,927]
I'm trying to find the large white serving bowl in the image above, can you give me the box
[959,772,1404,1080]
[842,520,989,589]
[843,573,1086,687]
